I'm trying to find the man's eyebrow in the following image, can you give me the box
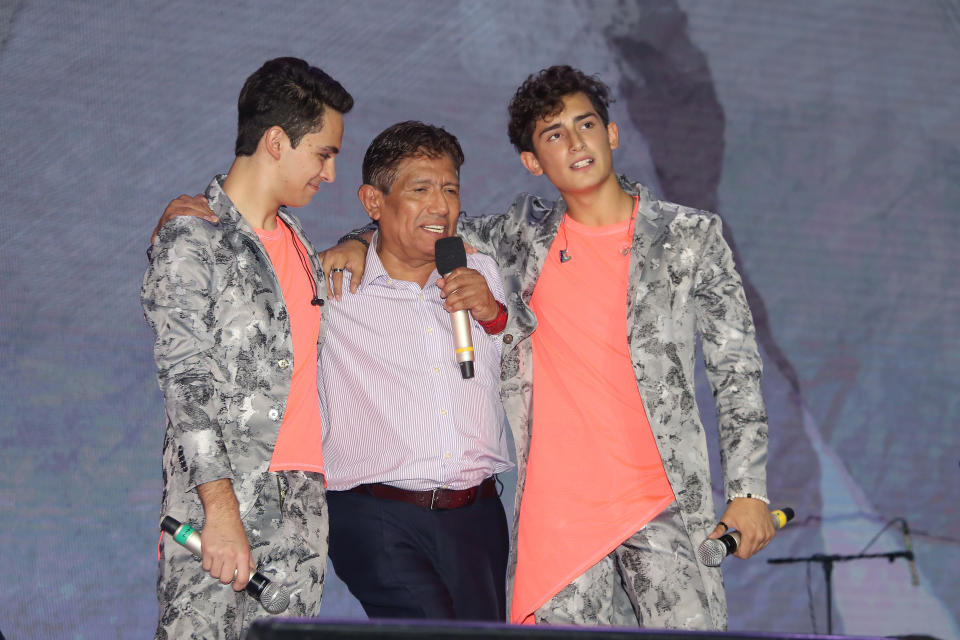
[537,111,599,137]
[318,145,339,154]
[538,122,562,136]
[409,177,460,187]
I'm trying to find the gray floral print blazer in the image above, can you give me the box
[142,175,328,524]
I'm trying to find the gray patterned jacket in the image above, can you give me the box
[141,175,328,523]
[457,174,769,628]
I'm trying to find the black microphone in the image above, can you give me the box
[435,236,474,379]
[160,515,290,614]
[697,508,795,567]
[902,520,919,586]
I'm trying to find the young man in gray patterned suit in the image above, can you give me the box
[328,66,775,630]
[142,58,352,639]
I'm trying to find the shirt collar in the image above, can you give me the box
[357,230,390,292]
[204,174,244,225]
[357,230,442,292]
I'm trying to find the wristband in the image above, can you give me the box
[477,301,508,335]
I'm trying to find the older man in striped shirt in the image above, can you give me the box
[319,121,513,621]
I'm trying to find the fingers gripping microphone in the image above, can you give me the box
[697,508,795,567]
[435,236,474,379]
[160,515,290,614]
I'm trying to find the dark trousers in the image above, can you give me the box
[327,483,509,621]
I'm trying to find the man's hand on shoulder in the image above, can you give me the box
[196,479,255,591]
[437,267,498,323]
[152,194,217,244]
[319,232,372,301]
[708,496,775,560]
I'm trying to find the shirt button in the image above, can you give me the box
[268,408,280,421]
[503,334,513,344]
[277,359,289,369]
[426,327,434,334]
[433,367,440,374]
[419,293,425,301]
[440,408,448,416]
[444,452,451,459]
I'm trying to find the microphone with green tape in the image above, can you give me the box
[159,515,289,613]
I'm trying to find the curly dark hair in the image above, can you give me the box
[507,65,612,154]
[362,121,465,193]
[235,57,354,156]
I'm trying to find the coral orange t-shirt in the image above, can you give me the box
[254,218,325,476]
[512,198,675,624]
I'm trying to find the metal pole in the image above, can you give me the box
[822,557,834,635]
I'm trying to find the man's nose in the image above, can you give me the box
[429,187,452,213]
[569,130,586,152]
[320,157,336,183]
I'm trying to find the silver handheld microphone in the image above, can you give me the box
[159,515,290,614]
[435,236,475,379]
[697,508,795,567]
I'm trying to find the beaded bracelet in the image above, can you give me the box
[340,232,370,250]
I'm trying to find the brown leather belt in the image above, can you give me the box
[347,477,498,510]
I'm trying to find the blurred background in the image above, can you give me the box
[1,1,957,637]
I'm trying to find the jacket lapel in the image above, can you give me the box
[624,178,668,397]
[521,196,565,306]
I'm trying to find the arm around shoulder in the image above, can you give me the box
[456,209,513,258]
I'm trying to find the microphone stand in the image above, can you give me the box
[767,549,913,634]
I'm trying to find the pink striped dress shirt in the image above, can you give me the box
[319,233,513,491]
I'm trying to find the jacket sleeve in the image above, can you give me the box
[456,212,510,259]
[693,215,769,503]
[141,219,234,491]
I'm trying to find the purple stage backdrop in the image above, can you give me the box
[1,1,957,638]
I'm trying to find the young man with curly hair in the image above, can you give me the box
[328,65,774,630]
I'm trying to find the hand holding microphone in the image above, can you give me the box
[160,515,290,614]
[698,507,794,567]
[436,236,500,379]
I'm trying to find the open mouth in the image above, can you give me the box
[421,224,447,235]
[571,158,594,170]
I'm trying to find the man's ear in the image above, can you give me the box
[520,151,543,177]
[358,184,383,222]
[606,121,620,151]
[262,126,287,161]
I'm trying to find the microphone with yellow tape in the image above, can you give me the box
[435,236,475,379]
[697,508,795,567]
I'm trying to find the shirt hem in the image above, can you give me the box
[511,492,677,625]
[268,461,327,479]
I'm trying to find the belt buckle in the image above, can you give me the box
[429,487,441,510]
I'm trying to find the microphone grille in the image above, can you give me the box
[259,582,290,614]
[435,236,466,274]
[696,538,726,567]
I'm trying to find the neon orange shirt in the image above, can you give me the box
[512,198,675,624]
[255,218,325,475]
